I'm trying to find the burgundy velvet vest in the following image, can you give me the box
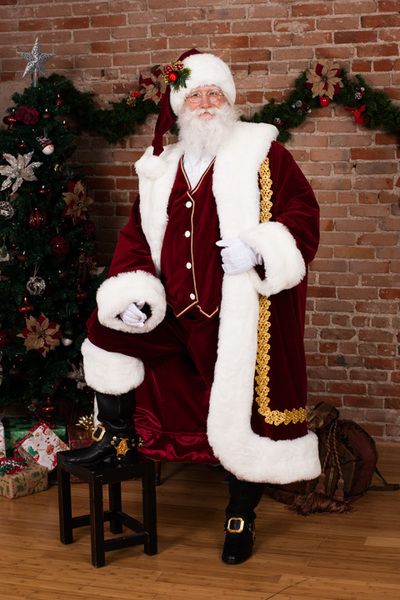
[160,158,224,318]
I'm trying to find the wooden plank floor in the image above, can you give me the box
[0,443,399,600]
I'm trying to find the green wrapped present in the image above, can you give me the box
[3,417,67,457]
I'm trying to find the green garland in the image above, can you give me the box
[6,63,400,145]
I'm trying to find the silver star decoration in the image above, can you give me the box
[18,37,55,86]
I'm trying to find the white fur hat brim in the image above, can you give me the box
[170,53,236,116]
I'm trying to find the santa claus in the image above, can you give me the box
[61,49,321,564]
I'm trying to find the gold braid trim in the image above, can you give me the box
[255,158,307,427]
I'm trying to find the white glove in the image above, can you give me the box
[216,238,261,275]
[120,301,147,327]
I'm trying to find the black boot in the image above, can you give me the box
[221,476,264,565]
[60,391,139,467]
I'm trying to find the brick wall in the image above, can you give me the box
[0,0,399,440]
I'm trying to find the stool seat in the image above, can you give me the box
[57,453,158,567]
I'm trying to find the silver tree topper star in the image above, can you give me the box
[18,37,55,85]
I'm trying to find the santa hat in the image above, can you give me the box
[151,49,236,156]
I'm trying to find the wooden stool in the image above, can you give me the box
[57,454,158,567]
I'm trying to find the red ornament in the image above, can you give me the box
[18,140,27,152]
[50,235,70,258]
[55,94,64,107]
[168,72,178,82]
[19,295,33,314]
[38,184,50,196]
[319,96,331,108]
[2,114,17,129]
[42,108,51,120]
[0,329,10,348]
[29,208,46,229]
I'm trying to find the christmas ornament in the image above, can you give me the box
[29,207,46,228]
[273,117,284,128]
[38,184,49,195]
[126,90,142,107]
[18,37,55,87]
[26,267,46,296]
[55,94,64,106]
[2,109,17,129]
[0,329,10,349]
[61,119,69,129]
[42,108,51,120]
[37,136,54,155]
[16,250,27,264]
[162,60,190,90]
[63,180,93,223]
[306,61,343,99]
[18,313,61,356]
[354,87,365,101]
[61,325,73,346]
[15,106,40,125]
[139,66,167,104]
[0,151,42,194]
[50,235,70,257]
[18,295,34,314]
[18,140,27,152]
[0,240,10,263]
[40,396,56,417]
[67,363,86,390]
[0,201,15,219]
[319,96,331,107]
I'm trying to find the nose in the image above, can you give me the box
[199,93,212,108]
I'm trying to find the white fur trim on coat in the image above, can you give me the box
[82,339,144,394]
[96,270,166,334]
[135,120,320,483]
[240,221,306,297]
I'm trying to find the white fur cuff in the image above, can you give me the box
[81,339,145,394]
[97,270,166,334]
[240,221,306,297]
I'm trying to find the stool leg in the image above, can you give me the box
[89,474,105,567]
[109,482,123,534]
[142,461,158,555]
[57,465,73,545]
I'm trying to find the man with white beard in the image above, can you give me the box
[61,50,321,564]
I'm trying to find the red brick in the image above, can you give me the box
[357,43,399,57]
[292,3,333,16]
[362,14,400,28]
[333,31,378,44]
[91,15,127,27]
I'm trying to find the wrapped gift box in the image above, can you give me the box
[17,423,69,470]
[0,459,48,499]
[3,417,67,457]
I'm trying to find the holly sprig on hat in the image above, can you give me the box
[163,61,191,90]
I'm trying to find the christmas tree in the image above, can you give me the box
[0,41,103,420]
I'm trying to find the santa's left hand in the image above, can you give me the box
[216,238,261,275]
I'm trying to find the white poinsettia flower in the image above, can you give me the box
[0,151,42,194]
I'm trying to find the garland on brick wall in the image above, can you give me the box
[3,60,400,144]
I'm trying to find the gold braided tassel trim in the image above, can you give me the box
[255,157,307,427]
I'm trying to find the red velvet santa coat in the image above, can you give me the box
[82,122,321,484]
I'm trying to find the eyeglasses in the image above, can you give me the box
[185,89,226,105]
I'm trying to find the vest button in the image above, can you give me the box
[186,262,192,269]
[185,201,192,208]
[189,293,196,300]
[184,230,191,237]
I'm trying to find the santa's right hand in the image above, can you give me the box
[119,302,147,327]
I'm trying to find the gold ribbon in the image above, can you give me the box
[255,158,307,427]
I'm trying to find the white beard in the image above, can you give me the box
[177,104,239,159]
